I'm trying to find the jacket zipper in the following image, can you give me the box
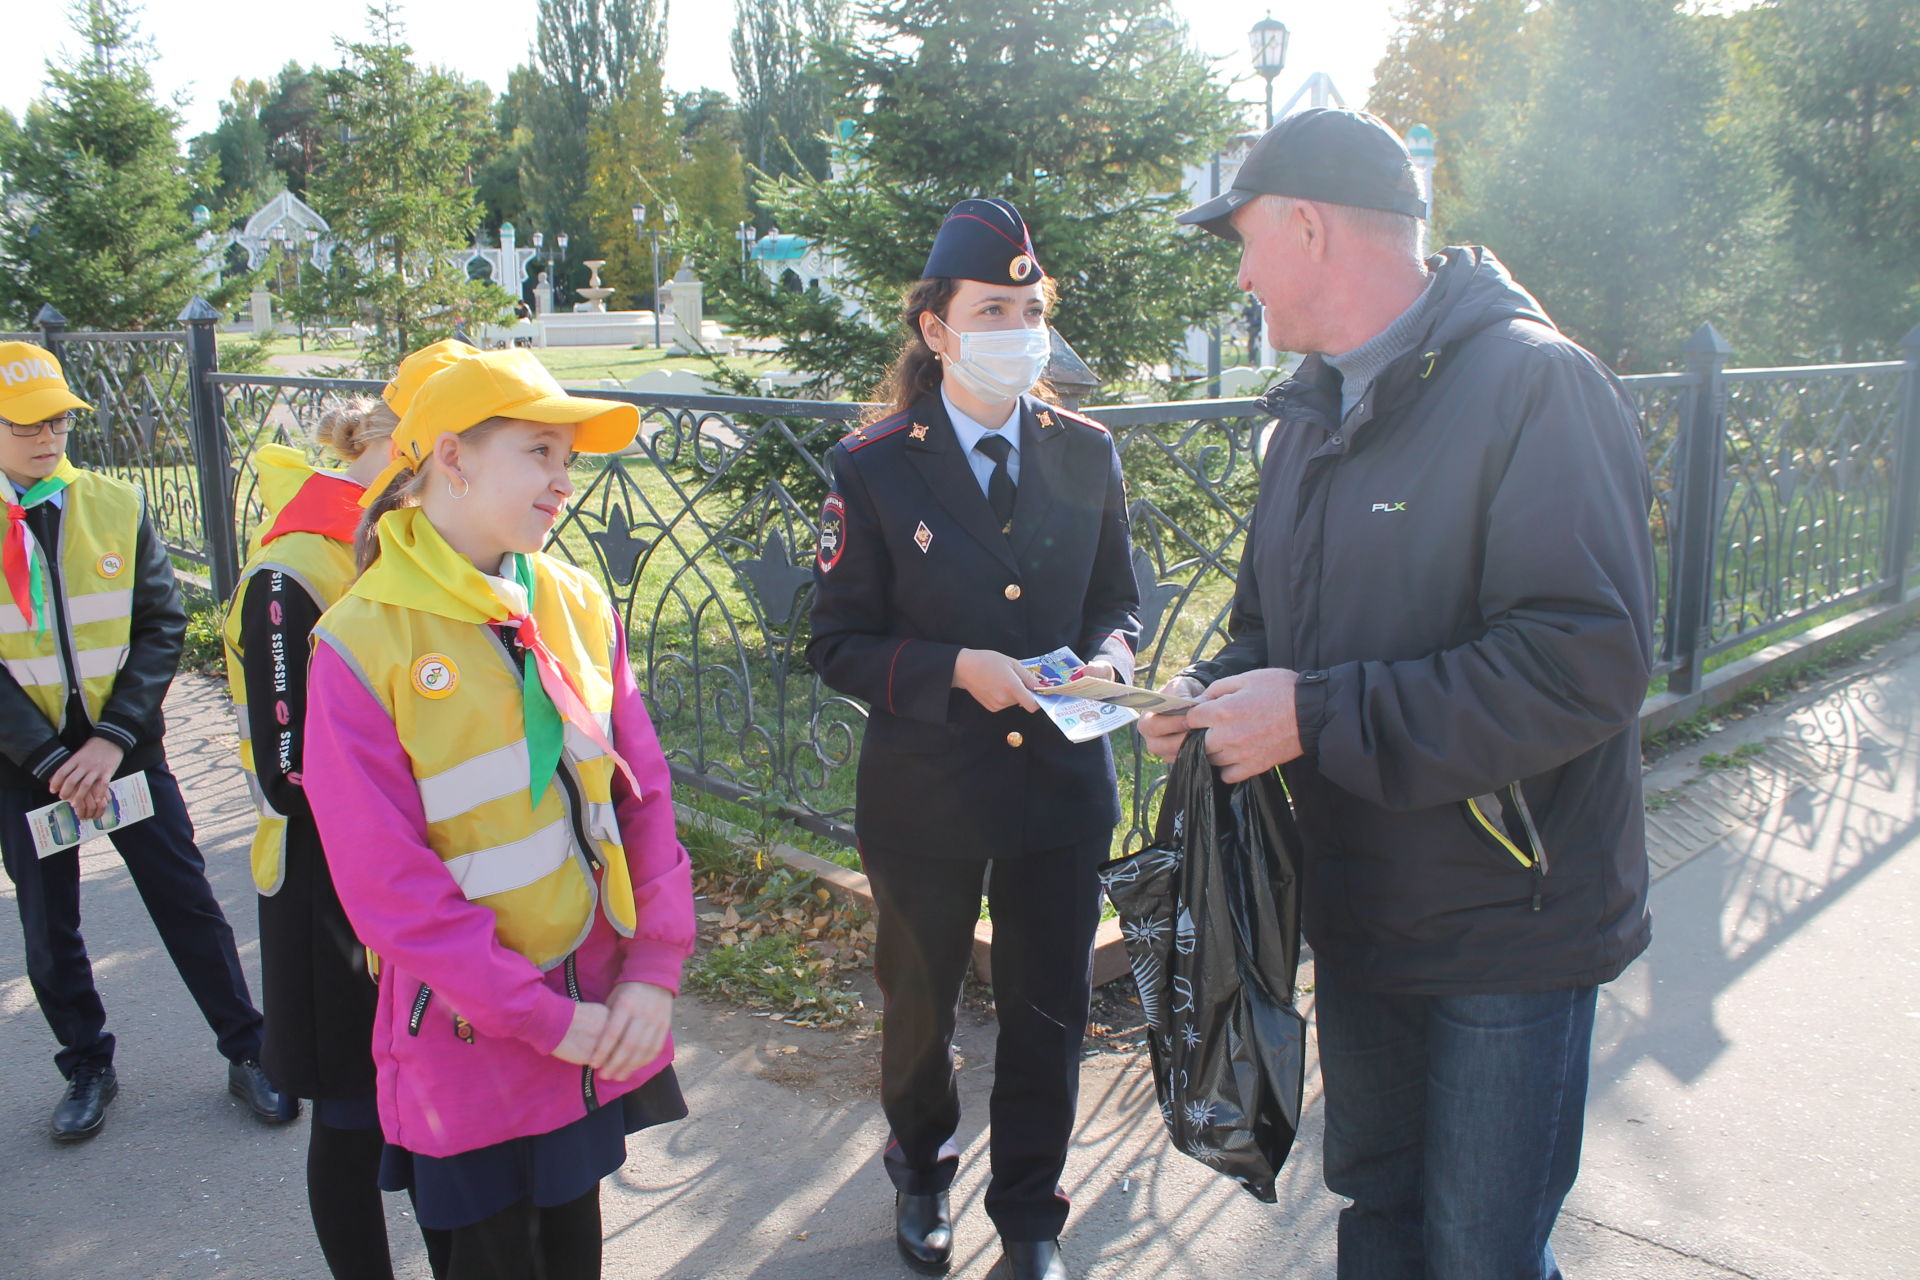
[554,761,603,872]
[1508,782,1549,912]
[484,626,602,1109]
[1508,782,1548,875]
[1465,786,1551,912]
[407,982,432,1035]
[1466,797,1533,867]
[564,952,598,1111]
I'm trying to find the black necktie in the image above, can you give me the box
[975,433,1016,533]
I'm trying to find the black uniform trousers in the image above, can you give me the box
[0,764,264,1078]
[862,833,1106,1243]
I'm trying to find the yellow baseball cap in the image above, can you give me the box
[0,341,92,425]
[382,338,480,416]
[364,349,639,506]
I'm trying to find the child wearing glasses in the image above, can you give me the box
[0,340,294,1141]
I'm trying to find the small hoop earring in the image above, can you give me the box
[448,475,470,500]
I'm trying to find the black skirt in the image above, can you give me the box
[257,817,379,1099]
[378,1065,687,1230]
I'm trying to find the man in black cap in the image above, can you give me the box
[1142,108,1656,1279]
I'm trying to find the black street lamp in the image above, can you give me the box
[323,90,365,146]
[531,232,568,310]
[633,205,663,348]
[1249,15,1290,129]
[269,224,290,295]
[736,221,758,281]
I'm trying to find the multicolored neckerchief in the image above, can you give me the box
[3,459,80,636]
[352,508,636,803]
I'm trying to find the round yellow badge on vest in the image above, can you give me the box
[411,653,459,698]
[97,552,125,578]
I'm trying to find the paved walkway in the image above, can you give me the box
[3,635,1917,1278]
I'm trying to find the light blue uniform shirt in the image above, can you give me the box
[941,386,1022,498]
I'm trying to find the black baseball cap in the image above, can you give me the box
[1177,108,1427,241]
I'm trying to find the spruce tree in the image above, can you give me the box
[309,4,507,372]
[1759,0,1920,358]
[0,0,214,329]
[701,0,1243,397]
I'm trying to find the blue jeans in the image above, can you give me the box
[1316,965,1597,1280]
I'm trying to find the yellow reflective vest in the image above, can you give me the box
[221,446,358,895]
[0,465,140,731]
[313,509,638,971]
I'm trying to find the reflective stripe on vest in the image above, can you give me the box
[221,533,359,896]
[312,552,636,971]
[441,802,619,900]
[0,470,142,731]
[4,642,128,685]
[0,588,132,633]
[234,708,288,817]
[417,714,613,824]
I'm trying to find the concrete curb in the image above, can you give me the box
[1639,593,1920,736]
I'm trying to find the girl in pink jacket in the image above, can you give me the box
[302,351,694,1280]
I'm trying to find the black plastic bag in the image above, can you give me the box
[1099,731,1305,1202]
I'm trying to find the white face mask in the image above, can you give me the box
[937,316,1053,402]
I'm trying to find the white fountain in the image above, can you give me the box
[536,260,654,347]
[575,260,615,313]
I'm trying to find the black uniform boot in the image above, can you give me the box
[997,1238,1070,1280]
[895,1191,953,1273]
[52,1063,118,1142]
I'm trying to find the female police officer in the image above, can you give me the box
[808,199,1139,1280]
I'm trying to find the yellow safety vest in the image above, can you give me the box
[313,509,637,971]
[221,446,358,895]
[0,465,140,731]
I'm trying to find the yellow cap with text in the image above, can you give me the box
[0,342,92,426]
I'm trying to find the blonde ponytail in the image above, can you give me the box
[316,396,399,463]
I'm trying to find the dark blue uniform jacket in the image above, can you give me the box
[808,391,1140,859]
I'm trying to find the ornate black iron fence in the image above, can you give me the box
[13,302,1920,850]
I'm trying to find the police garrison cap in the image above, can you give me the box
[924,198,1046,286]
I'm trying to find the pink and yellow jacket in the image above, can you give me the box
[304,614,693,1157]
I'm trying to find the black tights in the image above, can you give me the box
[419,1189,603,1280]
[307,1118,396,1279]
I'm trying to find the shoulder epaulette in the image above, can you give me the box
[839,410,914,452]
[1053,404,1110,435]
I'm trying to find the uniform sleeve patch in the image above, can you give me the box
[817,494,847,572]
